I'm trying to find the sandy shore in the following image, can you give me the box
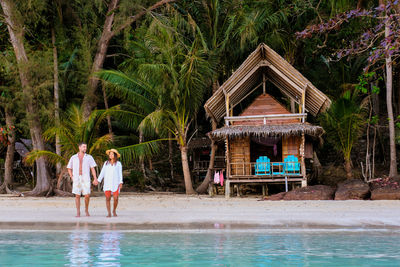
[1,193,400,229]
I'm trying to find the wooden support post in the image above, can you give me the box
[290,99,296,113]
[225,180,230,198]
[225,93,230,126]
[263,73,266,95]
[300,132,307,187]
[225,136,230,198]
[236,184,240,197]
[301,85,307,123]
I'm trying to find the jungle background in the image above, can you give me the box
[1,0,399,196]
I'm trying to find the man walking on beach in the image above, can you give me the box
[67,142,98,217]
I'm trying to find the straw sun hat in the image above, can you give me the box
[106,148,121,158]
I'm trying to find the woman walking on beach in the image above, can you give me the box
[98,149,123,217]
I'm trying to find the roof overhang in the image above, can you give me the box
[208,123,324,139]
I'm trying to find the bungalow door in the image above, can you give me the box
[229,136,250,176]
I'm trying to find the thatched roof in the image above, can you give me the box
[188,137,211,149]
[208,123,324,139]
[204,43,331,122]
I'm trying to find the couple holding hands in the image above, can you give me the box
[67,142,123,218]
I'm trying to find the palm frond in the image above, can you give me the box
[88,134,113,155]
[25,150,67,166]
[117,138,170,164]
[98,70,157,110]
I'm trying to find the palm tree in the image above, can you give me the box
[100,11,213,194]
[180,0,239,193]
[25,104,158,192]
[25,105,112,191]
[320,90,367,179]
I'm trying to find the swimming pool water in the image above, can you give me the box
[1,228,399,266]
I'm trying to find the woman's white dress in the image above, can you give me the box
[98,161,123,192]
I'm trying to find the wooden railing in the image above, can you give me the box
[229,161,302,177]
[224,113,307,126]
[194,160,226,171]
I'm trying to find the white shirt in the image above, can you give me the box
[67,153,97,182]
[98,161,123,192]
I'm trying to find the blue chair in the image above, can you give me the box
[284,155,301,175]
[255,156,271,175]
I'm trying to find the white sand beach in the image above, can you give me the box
[1,193,400,229]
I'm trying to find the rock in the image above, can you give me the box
[371,188,400,200]
[370,177,400,200]
[283,185,335,200]
[265,192,286,201]
[334,179,370,200]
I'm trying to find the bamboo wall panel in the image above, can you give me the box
[282,136,300,160]
[230,136,251,175]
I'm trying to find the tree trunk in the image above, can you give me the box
[81,0,177,119]
[139,130,147,179]
[311,151,322,183]
[384,12,398,177]
[180,145,196,194]
[0,110,16,194]
[196,81,219,194]
[196,120,217,193]
[168,132,174,180]
[81,0,119,119]
[52,28,62,176]
[1,0,51,195]
[344,158,353,179]
[101,81,113,135]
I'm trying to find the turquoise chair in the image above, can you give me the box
[255,156,271,175]
[284,155,301,175]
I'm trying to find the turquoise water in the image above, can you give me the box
[1,228,400,266]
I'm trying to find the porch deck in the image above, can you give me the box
[225,161,306,197]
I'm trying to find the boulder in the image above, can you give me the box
[334,179,370,200]
[283,185,335,200]
[370,177,400,200]
[371,188,400,200]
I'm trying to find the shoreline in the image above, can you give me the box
[1,193,400,230]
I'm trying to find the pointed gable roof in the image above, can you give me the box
[204,43,331,122]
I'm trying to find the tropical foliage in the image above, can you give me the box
[320,89,367,178]
[1,0,400,195]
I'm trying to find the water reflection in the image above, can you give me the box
[67,222,91,266]
[66,223,123,266]
[97,228,123,266]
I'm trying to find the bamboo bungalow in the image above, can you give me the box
[204,43,331,197]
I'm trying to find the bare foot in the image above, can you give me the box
[113,212,117,217]
[106,214,111,218]
[85,211,90,217]
[75,214,80,218]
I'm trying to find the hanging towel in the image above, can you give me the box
[219,171,224,186]
[214,171,220,184]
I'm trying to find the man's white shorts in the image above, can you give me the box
[72,175,91,195]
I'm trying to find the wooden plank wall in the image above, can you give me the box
[282,136,300,160]
[229,136,251,175]
[233,94,298,126]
